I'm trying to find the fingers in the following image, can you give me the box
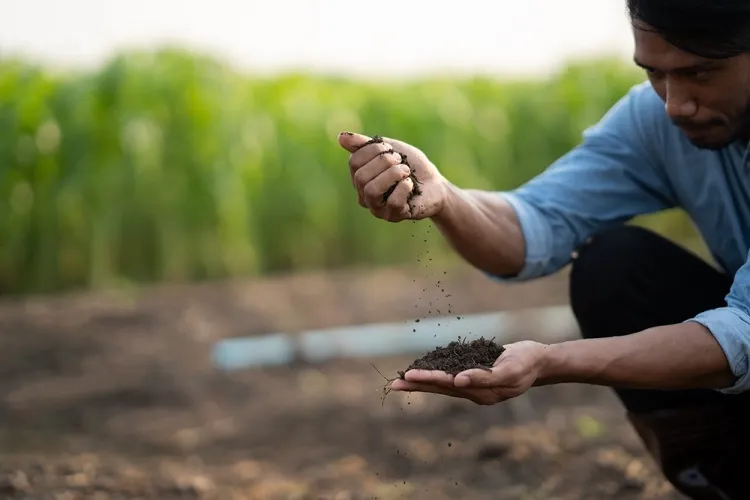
[384,177,413,211]
[391,379,462,398]
[391,379,507,405]
[350,150,400,208]
[454,369,496,388]
[363,164,411,209]
[378,178,413,222]
[353,151,404,192]
[353,154,412,211]
[402,369,455,387]
[454,361,523,389]
[339,131,415,220]
[349,142,394,176]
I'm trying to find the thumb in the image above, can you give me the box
[337,131,375,153]
[454,368,495,388]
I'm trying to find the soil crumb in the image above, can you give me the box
[398,336,505,379]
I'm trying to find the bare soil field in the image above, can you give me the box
[0,264,682,499]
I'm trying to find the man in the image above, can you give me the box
[337,1,750,498]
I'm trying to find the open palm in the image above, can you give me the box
[390,341,548,405]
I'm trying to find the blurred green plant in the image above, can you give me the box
[0,49,703,295]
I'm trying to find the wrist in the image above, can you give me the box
[534,342,570,387]
[430,178,460,222]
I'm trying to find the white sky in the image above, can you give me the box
[1,0,636,78]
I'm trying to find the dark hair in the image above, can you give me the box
[627,0,750,59]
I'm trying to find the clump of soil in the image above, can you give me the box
[374,336,505,405]
[398,336,505,378]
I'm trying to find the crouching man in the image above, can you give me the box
[337,1,750,497]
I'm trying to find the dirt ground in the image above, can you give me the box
[0,263,683,499]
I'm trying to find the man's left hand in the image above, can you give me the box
[390,341,549,405]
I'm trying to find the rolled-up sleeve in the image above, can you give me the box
[496,192,553,281]
[490,82,678,282]
[686,254,750,394]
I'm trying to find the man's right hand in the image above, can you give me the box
[337,132,449,222]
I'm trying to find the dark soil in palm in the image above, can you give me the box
[398,336,505,378]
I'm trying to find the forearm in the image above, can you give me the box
[430,182,525,277]
[536,322,736,391]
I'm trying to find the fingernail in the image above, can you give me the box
[399,164,411,175]
[454,375,470,387]
[340,131,353,136]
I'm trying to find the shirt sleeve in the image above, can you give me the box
[687,254,750,394]
[491,82,678,282]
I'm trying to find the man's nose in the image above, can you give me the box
[664,82,698,120]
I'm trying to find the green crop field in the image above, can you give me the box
[0,49,704,295]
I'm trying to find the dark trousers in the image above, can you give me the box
[569,225,750,499]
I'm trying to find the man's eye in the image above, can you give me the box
[690,70,711,81]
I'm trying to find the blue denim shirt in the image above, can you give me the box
[496,81,750,394]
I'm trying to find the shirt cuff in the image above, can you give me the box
[686,307,750,394]
[486,192,553,282]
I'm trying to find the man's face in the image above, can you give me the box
[633,22,750,150]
